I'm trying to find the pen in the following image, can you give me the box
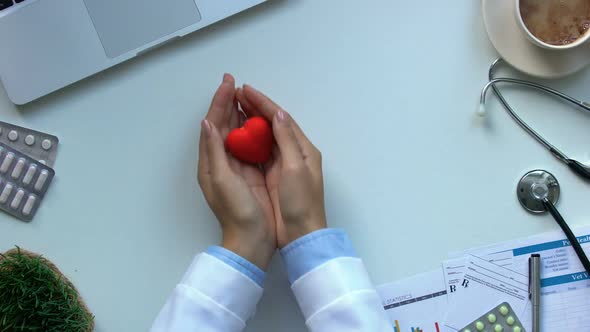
[529,254,541,332]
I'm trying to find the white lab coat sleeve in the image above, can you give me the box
[151,252,263,332]
[291,256,394,332]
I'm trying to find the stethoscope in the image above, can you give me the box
[479,58,590,274]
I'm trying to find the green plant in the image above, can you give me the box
[0,247,94,332]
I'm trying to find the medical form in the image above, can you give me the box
[462,226,590,330]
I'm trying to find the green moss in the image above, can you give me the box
[0,247,94,332]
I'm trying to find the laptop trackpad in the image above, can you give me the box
[84,0,201,58]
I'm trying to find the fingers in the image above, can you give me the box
[284,114,316,156]
[229,97,241,130]
[241,85,282,120]
[273,110,304,168]
[240,85,317,155]
[222,74,236,125]
[202,119,231,175]
[236,87,262,118]
[207,74,236,129]
[200,74,234,182]
[197,121,210,184]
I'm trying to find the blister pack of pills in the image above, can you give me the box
[460,302,526,332]
[0,121,59,167]
[0,143,55,221]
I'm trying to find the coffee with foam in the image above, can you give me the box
[520,0,590,46]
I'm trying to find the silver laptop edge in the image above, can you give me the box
[0,0,268,105]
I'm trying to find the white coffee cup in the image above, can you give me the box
[515,0,590,50]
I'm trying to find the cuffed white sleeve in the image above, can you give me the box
[291,257,394,331]
[151,253,263,332]
[281,229,394,332]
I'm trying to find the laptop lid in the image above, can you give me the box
[83,0,202,58]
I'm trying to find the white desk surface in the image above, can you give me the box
[1,1,589,331]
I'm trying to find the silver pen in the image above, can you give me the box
[529,254,541,332]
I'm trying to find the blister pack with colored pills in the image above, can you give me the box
[0,143,55,221]
[0,121,59,167]
[460,302,526,332]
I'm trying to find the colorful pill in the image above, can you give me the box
[499,305,509,316]
[488,313,497,323]
[506,316,515,325]
[495,324,503,332]
[476,321,485,331]
[513,327,521,332]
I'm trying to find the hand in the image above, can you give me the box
[197,74,276,270]
[236,85,327,248]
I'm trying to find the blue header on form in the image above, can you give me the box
[512,234,590,256]
[542,272,589,288]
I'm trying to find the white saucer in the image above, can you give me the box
[482,0,590,79]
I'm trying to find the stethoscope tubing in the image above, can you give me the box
[542,199,590,274]
[484,59,590,181]
[485,59,590,274]
[485,59,590,162]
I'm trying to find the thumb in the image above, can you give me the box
[272,110,303,167]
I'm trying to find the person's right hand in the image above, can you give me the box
[198,75,276,270]
[236,85,327,248]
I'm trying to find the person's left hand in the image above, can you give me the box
[197,74,276,270]
[236,86,327,248]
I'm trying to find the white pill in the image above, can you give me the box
[0,184,13,204]
[41,139,52,150]
[24,135,35,146]
[7,130,18,141]
[10,189,24,209]
[22,164,37,185]
[38,160,46,165]
[0,152,15,173]
[34,169,49,191]
[22,195,36,216]
[11,158,25,179]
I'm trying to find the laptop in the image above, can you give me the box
[0,0,269,105]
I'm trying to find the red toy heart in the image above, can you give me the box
[226,116,273,164]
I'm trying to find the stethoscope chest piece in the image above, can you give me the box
[517,170,560,214]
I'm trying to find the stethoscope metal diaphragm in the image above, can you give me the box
[517,170,560,214]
